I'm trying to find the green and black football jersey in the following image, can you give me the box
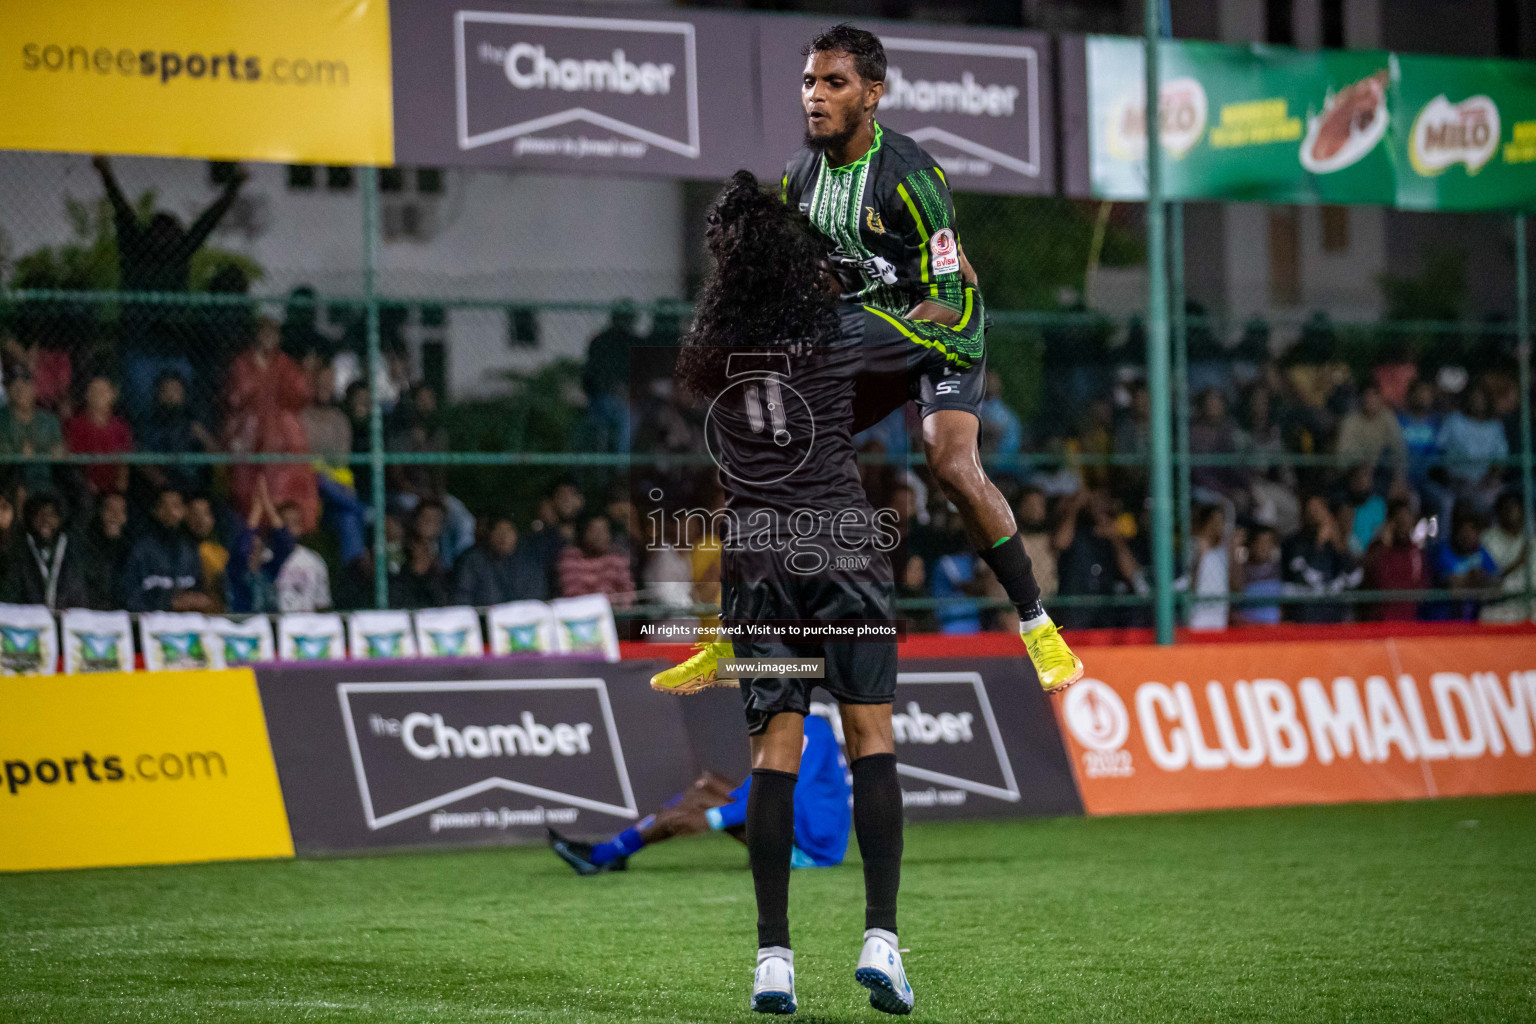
[704,286,986,543]
[782,122,965,317]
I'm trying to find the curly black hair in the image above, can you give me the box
[802,23,886,83]
[676,170,839,394]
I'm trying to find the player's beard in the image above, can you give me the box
[804,116,859,154]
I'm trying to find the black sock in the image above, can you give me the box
[977,531,1044,623]
[747,768,798,950]
[852,753,903,935]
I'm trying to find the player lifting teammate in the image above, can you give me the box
[652,24,1081,698]
[674,170,990,1015]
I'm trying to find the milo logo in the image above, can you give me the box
[1411,94,1500,176]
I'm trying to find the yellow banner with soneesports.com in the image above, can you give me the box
[0,0,393,164]
[0,669,294,872]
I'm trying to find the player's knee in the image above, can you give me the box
[930,446,982,499]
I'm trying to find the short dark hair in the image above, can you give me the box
[803,23,886,83]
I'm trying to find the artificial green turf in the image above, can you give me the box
[2,795,1533,1023]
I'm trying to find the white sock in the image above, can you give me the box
[1019,611,1051,632]
[863,928,899,947]
[758,945,793,965]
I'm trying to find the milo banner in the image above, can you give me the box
[1077,36,1536,209]
[755,16,1055,194]
[389,0,758,177]
[0,0,394,164]
[1056,636,1536,816]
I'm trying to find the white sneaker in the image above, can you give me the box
[752,947,796,1015]
[855,929,913,1015]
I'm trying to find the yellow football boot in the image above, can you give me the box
[1022,620,1083,693]
[649,640,734,695]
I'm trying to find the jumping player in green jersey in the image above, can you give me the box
[652,25,1081,697]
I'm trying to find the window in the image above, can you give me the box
[1265,0,1294,46]
[1321,206,1350,252]
[326,166,355,191]
[1320,0,1344,48]
[1268,206,1301,307]
[287,165,316,190]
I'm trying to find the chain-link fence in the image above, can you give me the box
[0,150,1530,638]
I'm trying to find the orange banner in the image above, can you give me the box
[1056,636,1536,815]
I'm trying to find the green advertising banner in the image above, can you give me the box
[1394,54,1536,211]
[1086,36,1536,211]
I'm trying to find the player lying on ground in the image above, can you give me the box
[651,24,1081,698]
[548,715,850,875]
[669,170,977,1015]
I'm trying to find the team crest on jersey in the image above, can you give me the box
[930,228,960,276]
[865,207,887,235]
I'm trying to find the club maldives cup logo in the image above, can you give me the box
[454,11,700,159]
[1061,679,1134,779]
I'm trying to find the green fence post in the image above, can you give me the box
[1144,2,1176,644]
[1170,202,1190,625]
[362,167,388,610]
[1517,213,1533,616]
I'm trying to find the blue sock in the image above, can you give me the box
[590,825,647,866]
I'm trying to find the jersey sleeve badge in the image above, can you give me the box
[929,228,960,277]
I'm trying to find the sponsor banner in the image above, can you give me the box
[390,0,758,177]
[1394,54,1536,211]
[0,0,393,164]
[549,594,620,662]
[348,610,417,660]
[678,658,1083,822]
[255,658,698,852]
[487,600,558,655]
[1056,637,1536,816]
[140,612,215,672]
[60,608,133,675]
[0,670,293,872]
[0,604,58,677]
[1081,36,1536,209]
[277,613,347,662]
[207,616,276,669]
[756,16,1055,195]
[414,606,486,659]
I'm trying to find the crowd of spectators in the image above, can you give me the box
[1,160,1530,636]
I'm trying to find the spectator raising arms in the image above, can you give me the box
[64,374,133,497]
[558,514,634,608]
[227,479,294,615]
[124,487,210,613]
[275,500,332,613]
[92,155,246,421]
[224,317,318,534]
[1,493,87,611]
